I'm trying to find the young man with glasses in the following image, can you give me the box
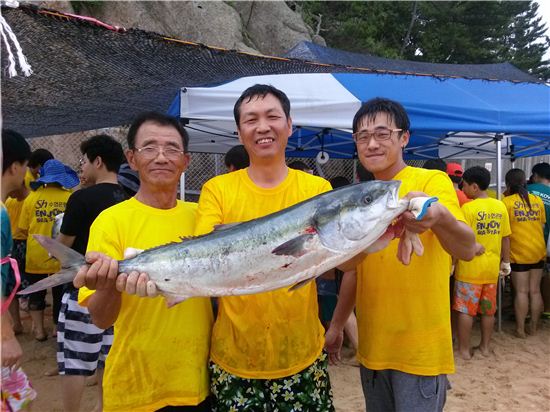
[75,112,212,411]
[326,98,476,412]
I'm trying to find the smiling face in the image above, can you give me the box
[126,121,190,190]
[236,93,292,164]
[355,112,409,180]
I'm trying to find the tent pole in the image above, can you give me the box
[495,134,503,332]
[180,172,185,201]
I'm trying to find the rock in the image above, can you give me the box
[233,1,316,56]
[78,1,257,53]
[37,1,74,13]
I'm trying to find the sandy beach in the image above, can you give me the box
[14,304,550,411]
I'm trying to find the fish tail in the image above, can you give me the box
[17,235,86,295]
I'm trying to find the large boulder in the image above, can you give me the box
[76,1,257,53]
[232,1,324,56]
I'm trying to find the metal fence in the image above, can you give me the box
[28,128,550,201]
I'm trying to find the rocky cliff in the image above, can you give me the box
[39,0,325,56]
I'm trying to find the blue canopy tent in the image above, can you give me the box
[170,72,550,162]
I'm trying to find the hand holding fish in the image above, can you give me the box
[73,252,118,291]
[116,248,159,297]
[400,191,443,234]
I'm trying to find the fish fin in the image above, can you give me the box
[33,234,85,269]
[288,277,316,292]
[164,295,188,308]
[272,234,315,258]
[213,222,241,231]
[17,269,76,295]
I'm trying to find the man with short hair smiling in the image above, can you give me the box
[326,98,476,412]
[74,113,212,411]
[196,84,334,411]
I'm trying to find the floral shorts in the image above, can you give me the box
[453,280,497,316]
[209,352,334,412]
[1,366,36,411]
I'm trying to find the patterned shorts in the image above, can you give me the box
[210,352,334,412]
[453,280,497,316]
[57,289,113,376]
[1,366,36,411]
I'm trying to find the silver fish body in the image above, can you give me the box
[20,180,408,299]
[118,179,407,299]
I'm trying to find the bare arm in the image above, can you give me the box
[56,233,76,248]
[402,200,476,261]
[324,270,357,363]
[501,236,511,262]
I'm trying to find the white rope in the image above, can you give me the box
[0,7,32,77]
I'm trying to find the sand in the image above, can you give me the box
[13,305,550,412]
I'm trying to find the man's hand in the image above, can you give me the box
[2,336,22,368]
[475,243,486,256]
[324,324,344,365]
[400,191,443,234]
[116,272,159,297]
[73,252,119,290]
[116,248,159,297]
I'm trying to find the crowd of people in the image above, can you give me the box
[1,86,548,412]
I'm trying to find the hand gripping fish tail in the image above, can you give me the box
[17,234,87,295]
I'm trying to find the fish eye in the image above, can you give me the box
[364,195,372,205]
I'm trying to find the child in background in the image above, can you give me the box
[453,166,511,359]
[503,168,546,337]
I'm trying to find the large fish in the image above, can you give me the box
[18,180,423,301]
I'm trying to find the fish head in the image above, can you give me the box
[315,180,407,252]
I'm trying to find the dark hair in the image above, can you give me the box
[505,168,531,209]
[463,166,491,191]
[81,134,125,173]
[2,129,31,173]
[127,112,189,152]
[233,84,291,127]
[356,162,375,182]
[532,162,550,180]
[288,160,312,172]
[423,158,447,172]
[224,145,249,170]
[28,148,54,168]
[330,176,350,189]
[352,97,410,134]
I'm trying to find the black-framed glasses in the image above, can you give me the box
[134,145,185,160]
[352,128,402,144]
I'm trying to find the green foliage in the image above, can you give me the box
[296,1,550,81]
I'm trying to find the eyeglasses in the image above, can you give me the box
[352,128,402,145]
[134,145,185,160]
[78,157,86,166]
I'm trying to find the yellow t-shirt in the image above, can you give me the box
[78,198,212,412]
[356,166,464,376]
[6,169,35,240]
[503,193,546,264]
[195,168,332,379]
[455,198,511,284]
[18,185,71,274]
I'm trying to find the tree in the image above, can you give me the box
[295,1,550,81]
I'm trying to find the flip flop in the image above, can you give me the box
[34,334,48,342]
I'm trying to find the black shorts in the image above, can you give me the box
[511,261,545,272]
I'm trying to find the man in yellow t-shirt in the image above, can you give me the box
[16,159,78,342]
[453,166,511,360]
[194,85,334,411]
[6,149,53,331]
[325,98,476,412]
[74,112,212,411]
